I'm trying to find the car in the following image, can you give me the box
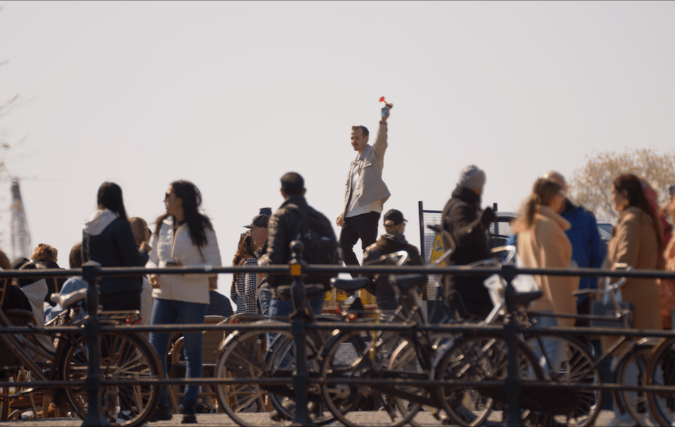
[489,213,613,249]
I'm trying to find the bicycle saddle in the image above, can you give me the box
[50,288,87,309]
[330,277,370,292]
[391,274,427,290]
[277,284,324,300]
[509,290,543,307]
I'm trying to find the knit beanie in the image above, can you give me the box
[458,165,486,192]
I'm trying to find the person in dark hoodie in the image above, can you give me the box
[82,182,150,311]
[363,209,426,312]
[442,165,495,320]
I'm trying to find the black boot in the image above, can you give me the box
[181,403,197,424]
[149,403,173,422]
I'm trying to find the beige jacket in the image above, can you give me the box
[606,207,663,331]
[514,206,579,327]
[342,123,391,217]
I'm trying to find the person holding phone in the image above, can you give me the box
[336,105,391,274]
[147,180,222,424]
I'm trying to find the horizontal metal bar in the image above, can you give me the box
[0,380,86,387]
[5,377,675,395]
[517,325,675,338]
[3,321,675,339]
[1,265,675,279]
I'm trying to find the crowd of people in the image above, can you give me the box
[2,105,675,425]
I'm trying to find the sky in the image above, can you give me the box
[1,2,674,300]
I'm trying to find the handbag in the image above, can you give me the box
[197,247,218,291]
[590,278,634,328]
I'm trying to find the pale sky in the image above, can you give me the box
[1,2,674,299]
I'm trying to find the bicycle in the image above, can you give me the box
[0,281,162,426]
[437,263,652,427]
[214,282,345,427]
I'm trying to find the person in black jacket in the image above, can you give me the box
[260,172,337,317]
[442,165,495,320]
[363,209,426,312]
[82,182,150,311]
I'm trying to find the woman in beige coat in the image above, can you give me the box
[513,178,579,327]
[512,178,579,376]
[605,173,664,426]
[606,173,664,340]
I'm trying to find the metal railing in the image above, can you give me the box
[2,243,675,426]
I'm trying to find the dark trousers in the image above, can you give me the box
[100,291,141,311]
[339,212,381,270]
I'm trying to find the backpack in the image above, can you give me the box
[286,204,340,288]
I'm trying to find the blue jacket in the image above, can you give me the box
[506,201,606,304]
[561,201,606,294]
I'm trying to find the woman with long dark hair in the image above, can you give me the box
[82,182,150,311]
[604,173,664,426]
[231,231,258,314]
[147,180,222,424]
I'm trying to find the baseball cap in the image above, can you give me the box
[383,209,407,226]
[244,214,269,229]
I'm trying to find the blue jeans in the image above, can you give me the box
[267,297,324,348]
[149,298,207,407]
[531,313,565,377]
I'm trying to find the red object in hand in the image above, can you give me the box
[380,96,392,107]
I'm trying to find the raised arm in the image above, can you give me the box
[372,108,389,161]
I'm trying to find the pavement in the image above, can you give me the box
[0,410,619,426]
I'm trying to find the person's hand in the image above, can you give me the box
[140,242,151,253]
[381,107,390,122]
[148,274,160,288]
[479,207,496,228]
[165,257,183,267]
[336,214,344,227]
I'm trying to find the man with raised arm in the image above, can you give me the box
[336,107,391,274]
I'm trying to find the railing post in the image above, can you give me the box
[81,261,108,427]
[288,240,315,427]
[501,264,522,426]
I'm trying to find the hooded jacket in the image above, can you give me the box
[82,209,149,298]
[146,215,222,305]
[363,234,425,310]
[441,185,493,319]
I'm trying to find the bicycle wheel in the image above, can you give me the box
[391,332,458,427]
[61,331,161,427]
[320,329,424,427]
[646,338,675,427]
[266,331,334,425]
[436,332,543,427]
[524,334,603,427]
[214,328,270,427]
[615,341,655,426]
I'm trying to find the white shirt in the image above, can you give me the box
[346,161,383,218]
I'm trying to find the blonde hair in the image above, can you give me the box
[518,178,562,229]
[31,243,58,263]
[129,217,149,245]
